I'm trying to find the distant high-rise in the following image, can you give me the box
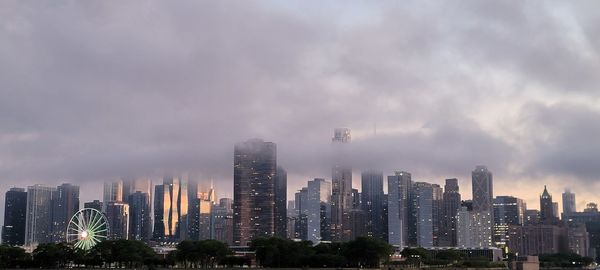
[128,191,151,241]
[456,207,493,248]
[361,171,385,241]
[331,128,352,242]
[51,183,80,243]
[233,139,277,246]
[432,184,443,246]
[211,199,234,245]
[410,182,433,247]
[103,180,123,211]
[2,188,27,246]
[562,189,576,217]
[84,200,103,212]
[388,171,411,247]
[472,166,493,212]
[540,186,557,224]
[440,178,461,246]
[295,187,309,240]
[471,166,493,247]
[25,185,55,246]
[306,178,331,243]
[275,166,288,239]
[106,201,129,240]
[153,176,189,241]
[493,196,526,247]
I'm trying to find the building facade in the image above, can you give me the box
[2,188,27,246]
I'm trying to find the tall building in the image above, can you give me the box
[211,199,234,245]
[51,183,80,243]
[361,171,385,241]
[306,178,331,243]
[540,186,557,224]
[25,185,55,246]
[103,180,123,211]
[295,187,309,240]
[153,176,189,242]
[331,128,352,242]
[471,166,493,246]
[233,139,277,246]
[84,200,103,212]
[275,166,288,239]
[457,206,493,248]
[410,182,433,247]
[388,171,411,247]
[128,191,152,241]
[105,201,129,240]
[2,188,27,246]
[432,184,443,246]
[493,196,526,247]
[562,189,576,217]
[440,178,461,246]
[524,210,541,225]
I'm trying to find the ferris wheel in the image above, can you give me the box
[66,208,109,250]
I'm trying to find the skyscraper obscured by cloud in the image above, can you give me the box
[331,128,352,242]
[233,139,277,246]
[562,189,576,217]
[153,176,189,242]
[361,171,385,242]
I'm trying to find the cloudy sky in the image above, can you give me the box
[2,1,600,225]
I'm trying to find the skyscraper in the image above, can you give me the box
[432,184,443,246]
[493,196,526,247]
[562,189,576,217]
[410,182,433,247]
[440,178,461,246]
[84,200,103,212]
[307,178,331,243]
[275,166,288,239]
[294,187,309,240]
[128,191,152,241]
[470,166,493,247]
[211,199,234,245]
[387,171,411,247]
[540,186,557,224]
[153,176,189,241]
[51,183,80,243]
[233,139,277,246]
[103,180,123,211]
[2,188,27,246]
[331,128,352,242]
[106,201,129,240]
[361,171,385,241]
[25,185,55,246]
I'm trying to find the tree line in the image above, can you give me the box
[0,237,392,269]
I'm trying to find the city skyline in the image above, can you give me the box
[3,1,600,236]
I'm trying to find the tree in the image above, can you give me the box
[342,237,393,267]
[0,245,30,268]
[32,243,75,268]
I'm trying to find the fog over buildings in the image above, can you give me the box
[2,1,600,226]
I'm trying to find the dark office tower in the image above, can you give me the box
[409,182,433,247]
[25,185,55,246]
[472,166,493,212]
[128,191,151,241]
[51,183,80,243]
[432,184,443,246]
[563,190,576,217]
[153,176,188,242]
[187,178,200,240]
[540,186,557,224]
[471,166,493,246]
[275,166,287,239]
[211,202,234,245]
[493,196,526,247]
[2,188,27,246]
[84,200,103,212]
[524,209,541,225]
[361,171,385,241]
[106,201,129,240]
[388,171,411,247]
[331,128,352,242]
[294,187,309,240]
[441,178,461,246]
[351,188,360,209]
[233,139,277,246]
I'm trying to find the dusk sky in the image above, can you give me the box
[2,1,600,225]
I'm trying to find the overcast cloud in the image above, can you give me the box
[2,1,600,224]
